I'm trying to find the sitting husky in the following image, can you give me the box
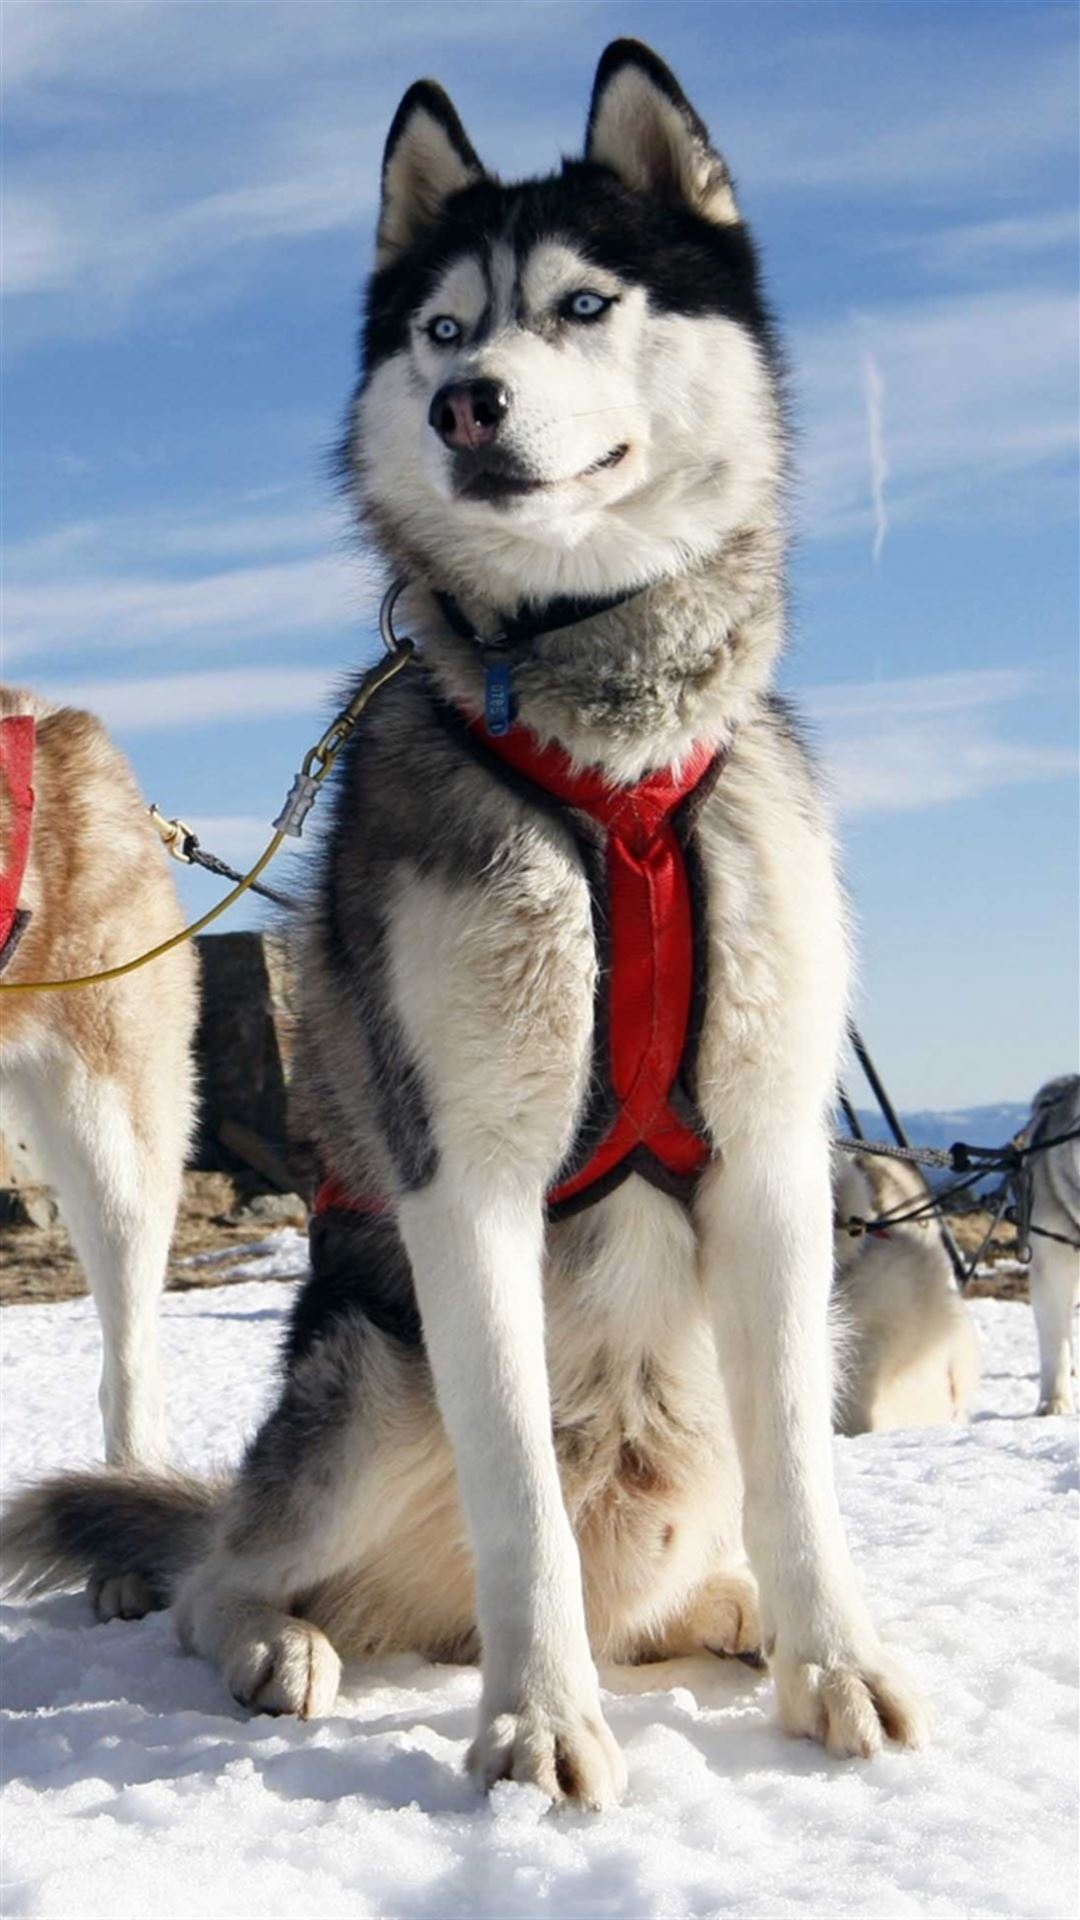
[3,42,925,1807]
[0,687,197,1557]
[832,1151,980,1434]
[1022,1075,1079,1415]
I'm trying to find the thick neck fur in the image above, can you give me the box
[388,524,786,783]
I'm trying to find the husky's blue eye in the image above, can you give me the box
[427,315,462,345]
[566,291,613,321]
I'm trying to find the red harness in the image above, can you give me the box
[316,710,722,1221]
[0,714,36,973]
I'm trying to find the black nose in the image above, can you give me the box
[428,379,510,450]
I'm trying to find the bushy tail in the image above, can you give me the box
[1,1469,219,1602]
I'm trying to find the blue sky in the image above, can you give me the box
[3,0,1077,1108]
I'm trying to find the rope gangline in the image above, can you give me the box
[832,1123,1080,1278]
[831,1124,1080,1179]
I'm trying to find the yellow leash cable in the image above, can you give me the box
[0,831,289,997]
[0,629,415,998]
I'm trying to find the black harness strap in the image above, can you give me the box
[431,584,648,652]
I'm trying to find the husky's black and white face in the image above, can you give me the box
[350,40,784,605]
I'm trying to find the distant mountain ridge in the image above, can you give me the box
[846,1104,1032,1153]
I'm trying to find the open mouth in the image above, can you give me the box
[458,442,629,504]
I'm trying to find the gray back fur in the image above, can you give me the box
[1027,1074,1080,1231]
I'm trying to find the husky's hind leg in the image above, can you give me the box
[173,1301,429,1718]
[178,1594,343,1719]
[1030,1232,1078,1415]
[2,1021,191,1473]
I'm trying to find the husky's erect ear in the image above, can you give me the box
[377,80,485,267]
[585,39,738,225]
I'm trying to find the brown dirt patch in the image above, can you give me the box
[0,1173,306,1305]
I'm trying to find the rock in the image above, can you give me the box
[0,1128,60,1226]
[194,932,315,1190]
[0,1185,60,1229]
[230,1192,308,1228]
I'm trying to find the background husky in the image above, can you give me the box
[0,685,197,1608]
[832,1151,980,1434]
[1022,1075,1080,1415]
[2,41,926,1808]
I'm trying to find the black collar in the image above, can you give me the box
[432,583,648,656]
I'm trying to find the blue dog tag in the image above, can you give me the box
[484,660,513,736]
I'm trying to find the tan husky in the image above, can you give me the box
[832,1151,980,1434]
[0,685,197,1605]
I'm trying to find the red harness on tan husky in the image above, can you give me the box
[0,714,35,973]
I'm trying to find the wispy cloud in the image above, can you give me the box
[2,553,374,665]
[1,160,373,310]
[807,669,1036,723]
[5,501,346,570]
[899,209,1079,278]
[805,669,1078,815]
[859,349,889,564]
[795,289,1078,544]
[0,2,560,103]
[29,666,341,734]
[739,34,1075,197]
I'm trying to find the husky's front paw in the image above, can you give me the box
[468,1695,627,1809]
[1037,1391,1074,1417]
[88,1571,163,1622]
[224,1616,342,1720]
[772,1646,927,1758]
[641,1566,764,1664]
[700,1569,764,1663]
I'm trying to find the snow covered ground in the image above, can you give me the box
[1,1251,1076,1919]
